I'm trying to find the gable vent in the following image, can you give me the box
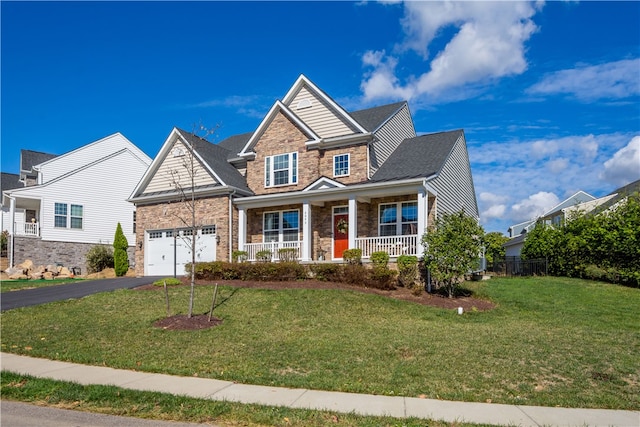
[296,99,312,110]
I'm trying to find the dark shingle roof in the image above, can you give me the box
[217,132,253,160]
[350,102,406,132]
[1,172,22,193]
[20,150,57,172]
[592,178,640,213]
[175,129,253,194]
[371,130,463,182]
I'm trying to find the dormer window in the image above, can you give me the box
[265,152,298,187]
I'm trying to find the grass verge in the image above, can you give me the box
[1,276,638,410]
[0,372,493,427]
[1,278,85,293]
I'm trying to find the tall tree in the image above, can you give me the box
[483,231,509,265]
[113,222,129,277]
[422,211,484,298]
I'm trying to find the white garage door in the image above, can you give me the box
[146,226,217,276]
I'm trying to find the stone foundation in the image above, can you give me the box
[12,236,135,275]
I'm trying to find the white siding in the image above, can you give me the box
[38,133,149,184]
[143,141,217,194]
[288,87,357,138]
[431,136,479,220]
[22,150,149,245]
[369,104,416,175]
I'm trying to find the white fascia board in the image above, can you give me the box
[234,177,428,210]
[283,75,368,134]
[306,132,373,150]
[174,129,229,187]
[128,185,234,205]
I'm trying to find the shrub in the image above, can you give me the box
[256,250,272,263]
[398,255,420,293]
[153,277,182,286]
[309,263,342,282]
[344,263,367,285]
[278,248,298,263]
[232,250,248,263]
[113,223,129,277]
[86,244,114,274]
[370,251,389,269]
[367,267,397,290]
[342,248,362,265]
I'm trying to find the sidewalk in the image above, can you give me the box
[2,353,638,427]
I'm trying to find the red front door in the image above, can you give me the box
[333,213,349,259]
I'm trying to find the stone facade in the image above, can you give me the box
[246,112,369,195]
[134,195,234,276]
[12,236,134,275]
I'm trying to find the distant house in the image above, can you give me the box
[503,180,640,257]
[2,133,152,271]
[130,75,479,276]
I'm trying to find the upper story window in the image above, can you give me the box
[379,201,418,236]
[333,153,350,177]
[264,210,299,242]
[265,152,297,187]
[54,203,83,229]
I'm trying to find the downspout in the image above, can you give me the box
[228,189,236,262]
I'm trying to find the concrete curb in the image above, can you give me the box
[2,353,639,426]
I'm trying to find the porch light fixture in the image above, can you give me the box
[138,241,143,249]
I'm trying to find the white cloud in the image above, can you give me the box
[547,158,569,174]
[527,59,640,101]
[479,192,508,222]
[361,1,541,102]
[600,136,640,186]
[511,191,560,222]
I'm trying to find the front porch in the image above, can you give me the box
[236,178,435,263]
[244,234,420,262]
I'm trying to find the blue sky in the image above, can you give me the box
[2,1,639,234]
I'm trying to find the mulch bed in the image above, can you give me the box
[141,279,495,330]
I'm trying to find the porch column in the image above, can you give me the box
[9,196,15,268]
[417,189,427,257]
[348,196,357,250]
[301,201,311,262]
[238,207,246,252]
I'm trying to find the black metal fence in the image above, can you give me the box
[489,257,548,277]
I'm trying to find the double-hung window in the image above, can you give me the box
[263,210,299,242]
[333,153,350,177]
[54,203,83,229]
[379,201,418,236]
[265,152,297,187]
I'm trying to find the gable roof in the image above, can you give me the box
[217,132,253,160]
[20,150,57,173]
[1,172,22,193]
[370,130,463,182]
[175,129,252,194]
[350,101,406,132]
[591,178,640,214]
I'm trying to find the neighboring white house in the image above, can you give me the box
[503,182,640,257]
[2,133,152,271]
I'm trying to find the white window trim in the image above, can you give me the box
[378,201,418,236]
[70,204,83,230]
[333,153,350,177]
[54,202,84,229]
[263,209,300,243]
[265,152,298,188]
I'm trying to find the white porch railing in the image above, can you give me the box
[356,235,419,258]
[245,241,301,262]
[17,222,40,237]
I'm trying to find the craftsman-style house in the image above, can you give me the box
[129,75,479,276]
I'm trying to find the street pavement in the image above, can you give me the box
[1,401,215,427]
[1,276,163,311]
[2,353,639,427]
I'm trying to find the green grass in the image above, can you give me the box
[0,372,492,427]
[1,278,85,292]
[1,276,638,410]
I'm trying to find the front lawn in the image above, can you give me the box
[1,276,638,410]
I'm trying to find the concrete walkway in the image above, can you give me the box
[2,353,638,426]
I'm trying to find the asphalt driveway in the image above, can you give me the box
[1,276,163,311]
